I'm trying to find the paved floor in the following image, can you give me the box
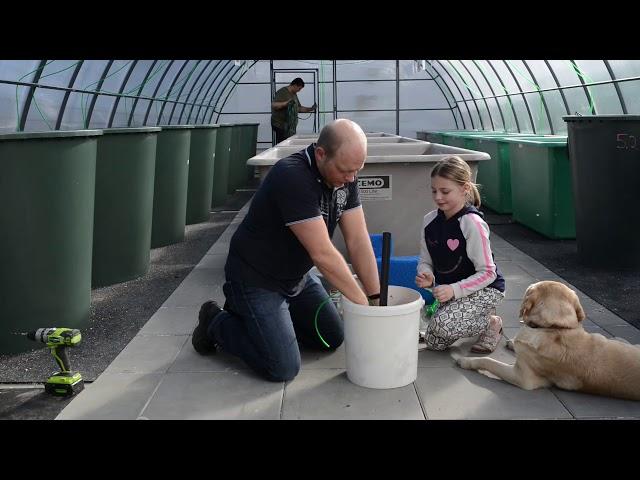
[56,202,640,420]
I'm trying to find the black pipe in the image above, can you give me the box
[380,231,391,306]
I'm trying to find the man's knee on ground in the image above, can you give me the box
[265,356,301,382]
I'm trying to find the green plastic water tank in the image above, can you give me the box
[92,127,160,287]
[151,126,191,248]
[501,136,574,239]
[226,124,243,195]
[235,123,259,186]
[564,115,640,268]
[0,129,102,354]
[211,124,233,208]
[186,125,219,224]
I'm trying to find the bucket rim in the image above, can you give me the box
[342,285,425,317]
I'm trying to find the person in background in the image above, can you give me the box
[271,77,316,144]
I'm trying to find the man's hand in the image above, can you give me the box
[415,272,434,289]
[433,285,454,303]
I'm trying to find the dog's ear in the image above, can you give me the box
[520,285,536,318]
[519,297,533,318]
[572,292,586,322]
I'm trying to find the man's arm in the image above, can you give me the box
[272,99,290,110]
[272,88,292,110]
[299,102,317,113]
[289,218,368,305]
[339,207,380,299]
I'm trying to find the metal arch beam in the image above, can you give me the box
[194,61,230,123]
[434,60,475,129]
[521,60,555,134]
[55,60,85,129]
[214,61,260,125]
[168,60,203,124]
[178,60,213,125]
[333,60,337,120]
[457,60,495,130]
[603,60,627,114]
[177,60,214,124]
[500,60,537,134]
[127,60,159,127]
[198,61,234,124]
[430,61,466,128]
[107,60,138,128]
[142,60,175,125]
[445,60,486,130]
[207,62,240,124]
[542,60,571,116]
[424,61,461,129]
[185,60,222,124]
[485,60,521,132]
[86,60,115,128]
[156,60,190,125]
[209,63,242,124]
[19,60,48,131]
[569,59,596,114]
[470,60,506,130]
[143,60,175,125]
[210,64,242,124]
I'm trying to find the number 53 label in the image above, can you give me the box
[616,133,638,150]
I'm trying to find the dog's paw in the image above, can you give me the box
[456,356,475,370]
[506,338,515,351]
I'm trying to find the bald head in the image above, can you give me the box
[315,119,367,188]
[316,119,367,158]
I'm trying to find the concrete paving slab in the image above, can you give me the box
[282,369,425,420]
[104,335,188,374]
[56,373,163,420]
[161,283,217,308]
[414,367,573,420]
[140,372,284,420]
[169,341,249,373]
[139,306,198,335]
[551,388,640,419]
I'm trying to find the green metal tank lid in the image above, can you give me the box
[157,125,195,130]
[563,115,640,122]
[0,129,103,140]
[101,127,161,134]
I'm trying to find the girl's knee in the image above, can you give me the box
[426,317,448,338]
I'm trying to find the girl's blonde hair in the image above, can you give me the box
[430,156,481,207]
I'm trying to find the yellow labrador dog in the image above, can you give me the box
[456,281,640,401]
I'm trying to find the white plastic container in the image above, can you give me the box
[342,286,424,389]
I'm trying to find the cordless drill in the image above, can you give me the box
[26,328,84,397]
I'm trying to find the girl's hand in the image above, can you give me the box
[415,272,434,288]
[433,285,454,303]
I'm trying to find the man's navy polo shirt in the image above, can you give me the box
[225,144,362,296]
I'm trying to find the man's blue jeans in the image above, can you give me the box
[208,273,343,382]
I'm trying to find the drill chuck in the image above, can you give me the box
[27,328,81,346]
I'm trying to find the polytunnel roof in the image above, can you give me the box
[1,60,639,147]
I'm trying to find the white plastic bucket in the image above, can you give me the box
[342,285,424,389]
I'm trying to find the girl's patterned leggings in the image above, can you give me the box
[424,287,505,351]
